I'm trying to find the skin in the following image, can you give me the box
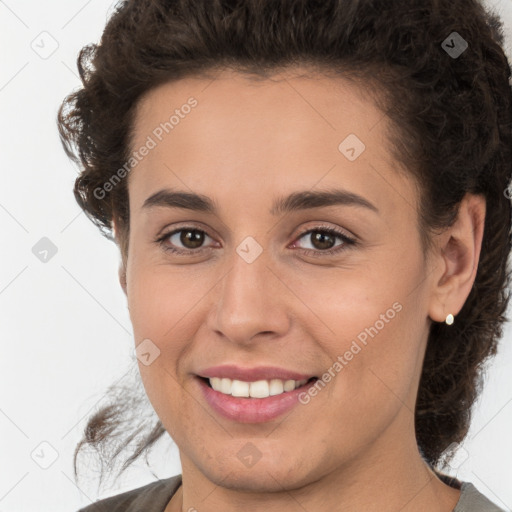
[114,67,485,512]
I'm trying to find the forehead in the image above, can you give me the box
[132,67,382,146]
[128,67,417,218]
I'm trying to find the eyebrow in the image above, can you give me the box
[142,188,379,216]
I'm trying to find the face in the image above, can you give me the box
[123,67,436,492]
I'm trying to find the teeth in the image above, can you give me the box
[208,377,310,398]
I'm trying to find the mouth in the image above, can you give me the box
[196,375,320,423]
[196,375,318,389]
[197,375,318,400]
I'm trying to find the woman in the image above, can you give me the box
[58,0,512,510]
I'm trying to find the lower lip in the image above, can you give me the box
[196,376,317,423]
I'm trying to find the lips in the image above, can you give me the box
[197,364,317,382]
[196,375,318,423]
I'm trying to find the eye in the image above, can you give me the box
[155,227,215,255]
[291,225,356,257]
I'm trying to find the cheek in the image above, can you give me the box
[304,298,423,459]
[126,266,198,427]
[297,255,427,414]
[317,298,414,408]
[126,262,203,341]
[126,264,215,412]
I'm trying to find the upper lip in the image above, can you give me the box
[197,364,317,382]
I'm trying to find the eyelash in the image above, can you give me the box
[155,224,357,258]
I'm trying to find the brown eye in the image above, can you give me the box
[293,227,355,256]
[308,231,337,250]
[157,227,214,254]
[179,229,206,249]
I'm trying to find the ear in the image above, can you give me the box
[427,193,486,323]
[112,220,128,296]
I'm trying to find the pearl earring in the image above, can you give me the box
[445,313,454,325]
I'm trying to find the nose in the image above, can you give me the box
[207,245,291,346]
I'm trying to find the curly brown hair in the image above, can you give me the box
[57,0,512,487]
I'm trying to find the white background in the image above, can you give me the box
[1,1,512,510]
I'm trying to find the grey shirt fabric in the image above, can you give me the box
[77,473,507,511]
[437,472,506,512]
[453,482,506,512]
[77,475,181,512]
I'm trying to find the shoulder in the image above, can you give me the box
[76,474,182,512]
[435,470,506,512]
[454,481,507,512]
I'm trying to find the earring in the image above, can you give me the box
[445,313,454,325]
